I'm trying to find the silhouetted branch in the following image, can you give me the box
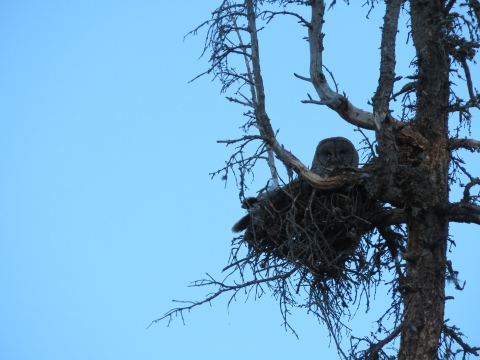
[459,59,480,110]
[469,0,480,25]
[445,0,457,14]
[302,94,342,105]
[437,202,480,224]
[372,0,402,129]
[263,10,312,28]
[243,0,363,190]
[391,81,417,101]
[443,324,480,357]
[445,260,465,291]
[293,72,311,82]
[449,138,480,151]
[148,269,296,328]
[366,322,408,360]
[217,135,265,144]
[367,0,404,206]
[307,1,376,130]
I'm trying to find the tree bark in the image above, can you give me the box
[398,0,451,359]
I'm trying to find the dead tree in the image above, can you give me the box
[153,1,480,359]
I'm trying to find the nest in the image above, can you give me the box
[233,177,377,279]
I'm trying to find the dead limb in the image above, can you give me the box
[307,0,377,130]
[366,322,409,360]
[442,324,480,357]
[436,202,480,225]
[148,269,296,329]
[449,138,480,151]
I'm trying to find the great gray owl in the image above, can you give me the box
[232,136,359,233]
[311,137,359,177]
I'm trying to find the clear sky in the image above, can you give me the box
[1,1,479,360]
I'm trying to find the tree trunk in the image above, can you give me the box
[398,1,451,359]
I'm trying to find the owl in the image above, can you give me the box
[232,136,359,233]
[310,137,359,178]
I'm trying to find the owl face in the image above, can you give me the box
[311,137,359,177]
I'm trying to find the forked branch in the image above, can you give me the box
[365,322,409,360]
[307,1,376,130]
[372,0,402,128]
[442,324,480,357]
[148,269,296,328]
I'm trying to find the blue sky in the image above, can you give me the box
[1,1,479,359]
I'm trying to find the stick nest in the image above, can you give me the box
[233,178,377,279]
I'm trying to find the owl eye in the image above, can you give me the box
[324,151,333,158]
[339,150,345,157]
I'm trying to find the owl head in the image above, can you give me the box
[311,137,359,178]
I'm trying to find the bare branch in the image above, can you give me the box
[391,81,417,101]
[230,12,256,105]
[148,269,296,328]
[217,135,265,144]
[444,0,457,14]
[263,10,312,28]
[231,5,279,187]
[366,322,409,360]
[372,0,402,129]
[445,260,465,291]
[307,1,376,130]
[443,324,480,357]
[293,72,311,82]
[469,0,480,25]
[226,96,254,107]
[462,177,480,203]
[241,0,360,190]
[302,94,342,105]
[460,58,480,110]
[449,138,480,151]
[364,0,405,206]
[437,202,480,224]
